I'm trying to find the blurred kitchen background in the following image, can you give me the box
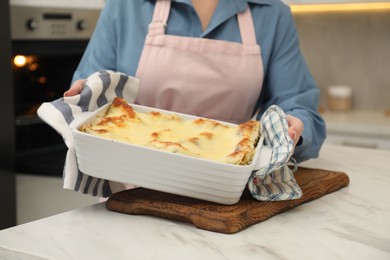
[0,0,389,229]
[296,9,389,111]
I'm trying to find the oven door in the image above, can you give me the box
[13,40,87,176]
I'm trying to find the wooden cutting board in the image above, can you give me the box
[106,167,349,234]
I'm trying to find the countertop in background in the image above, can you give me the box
[321,109,390,150]
[322,109,390,137]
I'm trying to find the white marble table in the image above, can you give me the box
[0,144,389,260]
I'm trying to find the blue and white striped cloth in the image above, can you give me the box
[38,70,139,197]
[37,70,302,201]
[248,106,302,201]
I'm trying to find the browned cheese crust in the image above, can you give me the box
[79,97,261,165]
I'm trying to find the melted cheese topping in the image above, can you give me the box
[79,97,260,165]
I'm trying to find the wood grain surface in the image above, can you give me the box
[106,167,350,234]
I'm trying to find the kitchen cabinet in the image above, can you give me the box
[284,0,389,4]
[322,110,390,150]
[326,134,390,150]
[10,0,105,9]
[0,0,16,229]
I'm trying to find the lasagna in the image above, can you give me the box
[79,97,261,165]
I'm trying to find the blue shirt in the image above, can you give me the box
[72,0,326,162]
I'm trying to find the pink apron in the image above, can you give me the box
[135,0,263,124]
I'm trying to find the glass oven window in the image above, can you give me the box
[12,41,87,176]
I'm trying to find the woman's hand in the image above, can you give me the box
[286,115,304,146]
[63,79,86,97]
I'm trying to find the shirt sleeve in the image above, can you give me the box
[257,4,326,163]
[71,0,118,84]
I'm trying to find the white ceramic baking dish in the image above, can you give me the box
[71,103,271,205]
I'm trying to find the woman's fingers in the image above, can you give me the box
[286,115,304,146]
[64,79,86,97]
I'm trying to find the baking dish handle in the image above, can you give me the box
[253,145,273,171]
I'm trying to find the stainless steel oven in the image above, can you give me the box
[10,1,103,176]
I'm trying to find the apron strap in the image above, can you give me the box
[148,0,171,36]
[237,6,257,45]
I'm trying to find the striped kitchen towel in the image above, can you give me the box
[37,70,302,200]
[38,70,139,197]
[247,105,302,201]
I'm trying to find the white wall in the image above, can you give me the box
[294,10,390,111]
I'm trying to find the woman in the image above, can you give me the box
[65,0,326,163]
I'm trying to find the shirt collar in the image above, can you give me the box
[145,0,273,36]
[148,0,272,6]
[232,0,273,12]
[246,0,273,6]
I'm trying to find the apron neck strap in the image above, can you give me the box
[237,6,257,45]
[148,0,171,36]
